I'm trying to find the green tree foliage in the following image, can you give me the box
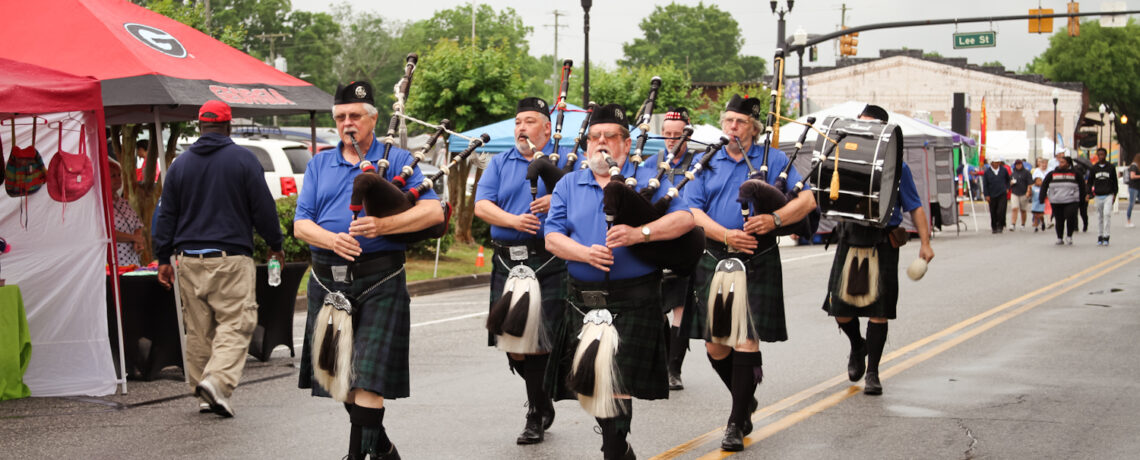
[137,0,245,47]
[692,83,790,128]
[403,4,533,56]
[1028,20,1140,163]
[567,64,703,120]
[621,2,767,82]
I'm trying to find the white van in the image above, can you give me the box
[178,137,311,200]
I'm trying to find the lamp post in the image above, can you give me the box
[793,27,808,116]
[581,0,591,107]
[770,1,795,52]
[1052,88,1059,159]
[1108,111,1116,163]
[1099,103,1107,152]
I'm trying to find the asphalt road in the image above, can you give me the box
[3,215,1139,459]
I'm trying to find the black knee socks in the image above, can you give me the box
[350,405,391,456]
[507,355,526,379]
[729,351,762,426]
[866,322,888,373]
[597,399,632,458]
[838,319,865,351]
[669,326,688,372]
[707,349,735,391]
[524,354,552,414]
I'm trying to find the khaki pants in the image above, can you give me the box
[176,254,257,398]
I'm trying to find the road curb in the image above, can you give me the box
[294,273,492,311]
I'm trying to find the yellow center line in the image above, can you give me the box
[653,247,1140,460]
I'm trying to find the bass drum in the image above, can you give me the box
[809,116,904,227]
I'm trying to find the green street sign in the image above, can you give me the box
[953,31,996,49]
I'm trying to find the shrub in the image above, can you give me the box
[253,195,311,263]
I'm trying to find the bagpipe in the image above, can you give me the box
[524,59,576,200]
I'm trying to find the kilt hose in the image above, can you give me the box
[486,245,568,350]
[299,251,411,399]
[821,239,900,319]
[688,242,788,343]
[545,272,670,402]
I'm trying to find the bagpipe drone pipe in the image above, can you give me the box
[737,116,822,240]
[524,60,577,199]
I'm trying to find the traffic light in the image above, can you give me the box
[809,45,818,62]
[1068,2,1080,36]
[839,27,858,57]
[1029,8,1054,33]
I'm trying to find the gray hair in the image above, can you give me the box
[331,103,379,117]
[719,111,763,144]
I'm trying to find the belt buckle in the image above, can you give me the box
[579,290,608,308]
[508,245,529,261]
[331,265,351,283]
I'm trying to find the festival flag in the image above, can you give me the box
[979,96,987,164]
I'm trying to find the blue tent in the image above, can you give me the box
[449,103,668,156]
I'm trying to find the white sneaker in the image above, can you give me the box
[1065,237,1073,245]
[1128,221,1135,228]
[195,378,235,417]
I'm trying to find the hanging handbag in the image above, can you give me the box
[47,125,95,203]
[4,119,47,198]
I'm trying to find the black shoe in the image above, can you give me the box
[668,370,684,391]
[369,444,400,460]
[541,406,555,431]
[864,371,883,395]
[620,441,636,460]
[720,422,745,452]
[516,410,545,444]
[741,397,757,435]
[847,345,867,382]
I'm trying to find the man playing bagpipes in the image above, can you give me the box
[294,81,444,460]
[821,105,934,397]
[685,94,817,452]
[473,97,570,445]
[544,103,695,459]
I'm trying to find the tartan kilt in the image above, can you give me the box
[821,239,900,319]
[486,247,569,351]
[299,251,411,399]
[545,273,669,402]
[689,244,788,343]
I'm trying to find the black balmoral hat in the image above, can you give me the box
[859,104,889,122]
[725,94,762,119]
[664,106,690,124]
[589,103,628,127]
[334,81,375,106]
[516,97,551,118]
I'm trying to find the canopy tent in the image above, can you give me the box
[0,58,118,397]
[981,130,1057,163]
[451,104,668,156]
[777,101,967,233]
[0,0,332,124]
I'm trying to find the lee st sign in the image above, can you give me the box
[953,31,997,49]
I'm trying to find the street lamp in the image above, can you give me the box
[1052,88,1059,159]
[1099,103,1107,151]
[581,0,591,107]
[794,27,808,116]
[770,1,795,53]
[1108,111,1116,163]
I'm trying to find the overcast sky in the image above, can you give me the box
[292,0,1137,72]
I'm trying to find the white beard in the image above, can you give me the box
[588,155,610,176]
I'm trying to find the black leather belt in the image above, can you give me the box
[180,251,229,259]
[312,251,405,282]
[569,272,660,308]
[491,239,551,259]
[706,236,777,255]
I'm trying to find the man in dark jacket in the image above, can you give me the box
[1088,148,1119,245]
[1008,160,1034,231]
[153,100,284,417]
[982,159,1011,233]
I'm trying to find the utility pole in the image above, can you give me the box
[838,3,850,60]
[471,2,476,42]
[545,10,569,104]
[255,33,290,65]
[581,0,592,107]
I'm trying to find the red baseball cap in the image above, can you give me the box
[199,100,232,122]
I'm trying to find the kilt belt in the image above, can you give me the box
[312,250,405,282]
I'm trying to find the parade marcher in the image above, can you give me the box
[1088,148,1118,245]
[473,96,569,445]
[544,103,695,459]
[1128,155,1140,227]
[152,100,284,417]
[982,159,1011,233]
[1040,156,1086,245]
[1009,160,1033,231]
[685,95,816,452]
[649,106,701,391]
[294,81,444,460]
[822,105,934,400]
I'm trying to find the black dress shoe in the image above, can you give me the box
[516,411,545,444]
[864,371,883,395]
[741,397,758,435]
[848,345,867,382]
[721,422,745,451]
[370,444,400,460]
[619,441,637,460]
[668,371,684,391]
[541,406,555,431]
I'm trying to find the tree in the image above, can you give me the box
[692,83,791,129]
[136,0,245,47]
[566,64,703,121]
[621,2,767,83]
[407,40,525,244]
[403,4,533,57]
[1028,19,1140,164]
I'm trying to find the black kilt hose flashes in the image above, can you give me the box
[546,272,670,401]
[299,250,411,399]
[688,242,789,343]
[486,244,569,348]
[822,238,901,319]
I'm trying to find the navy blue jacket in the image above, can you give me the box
[982,166,1011,198]
[152,132,283,264]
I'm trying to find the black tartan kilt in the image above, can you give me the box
[299,251,411,399]
[545,273,669,402]
[688,244,789,343]
[486,247,569,350]
[821,240,900,319]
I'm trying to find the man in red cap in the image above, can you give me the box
[153,99,284,418]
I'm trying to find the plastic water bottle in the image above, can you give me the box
[268,257,282,287]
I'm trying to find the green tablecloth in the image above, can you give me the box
[0,285,31,400]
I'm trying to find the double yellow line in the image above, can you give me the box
[654,247,1140,460]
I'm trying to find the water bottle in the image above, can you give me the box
[268,257,282,287]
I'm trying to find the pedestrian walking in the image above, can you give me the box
[1008,159,1033,231]
[983,159,1011,233]
[1088,148,1118,245]
[1040,156,1087,245]
[1127,155,1140,227]
[1031,177,1046,232]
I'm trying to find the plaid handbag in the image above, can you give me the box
[5,122,47,198]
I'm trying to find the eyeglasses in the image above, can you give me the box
[587,131,624,142]
[333,112,366,122]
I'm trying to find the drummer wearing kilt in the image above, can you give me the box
[474,97,569,445]
[822,105,934,396]
[294,81,444,460]
[685,95,817,452]
[544,103,695,459]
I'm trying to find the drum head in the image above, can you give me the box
[810,116,904,227]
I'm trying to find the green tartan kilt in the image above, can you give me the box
[299,252,411,399]
[486,247,569,351]
[545,273,669,402]
[688,244,788,343]
[821,239,900,319]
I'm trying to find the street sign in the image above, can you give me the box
[953,31,997,49]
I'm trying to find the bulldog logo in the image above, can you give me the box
[124,23,187,58]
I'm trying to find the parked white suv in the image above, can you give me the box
[178,137,311,199]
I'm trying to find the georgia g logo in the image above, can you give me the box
[124,23,187,58]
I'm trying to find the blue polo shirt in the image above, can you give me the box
[295,134,439,254]
[685,144,809,230]
[888,163,922,227]
[545,159,690,282]
[474,142,571,241]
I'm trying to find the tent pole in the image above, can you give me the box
[154,110,167,187]
[157,106,190,386]
[962,146,979,232]
[103,122,129,395]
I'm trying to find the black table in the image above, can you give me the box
[105,272,183,381]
